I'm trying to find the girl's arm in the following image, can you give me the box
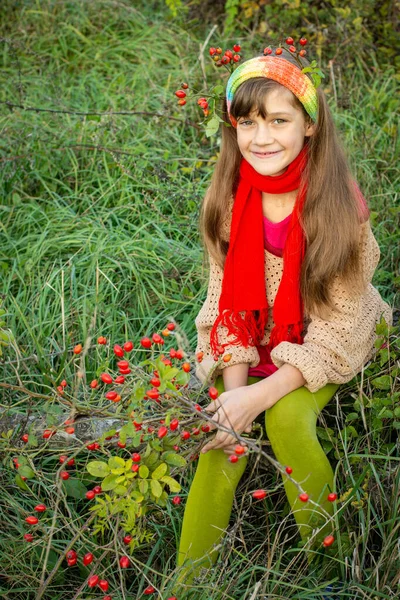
[222,363,250,391]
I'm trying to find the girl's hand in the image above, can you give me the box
[200,386,260,454]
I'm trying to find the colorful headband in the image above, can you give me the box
[226,55,318,126]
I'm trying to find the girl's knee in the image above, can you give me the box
[265,387,316,440]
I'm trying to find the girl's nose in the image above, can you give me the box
[253,123,274,145]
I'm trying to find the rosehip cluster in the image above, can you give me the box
[263,36,308,60]
[174,82,189,107]
[209,43,241,67]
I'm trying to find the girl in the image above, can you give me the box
[176,47,393,585]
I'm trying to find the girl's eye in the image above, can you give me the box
[239,119,253,126]
[273,118,286,124]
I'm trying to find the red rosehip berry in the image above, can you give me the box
[175,349,184,359]
[90,379,98,389]
[87,574,99,588]
[233,54,240,62]
[285,466,293,474]
[146,388,160,400]
[34,504,46,512]
[150,377,161,387]
[224,49,233,59]
[24,533,34,542]
[103,596,112,600]
[181,83,188,89]
[60,379,67,387]
[175,90,186,98]
[64,426,75,435]
[99,579,109,592]
[60,471,70,480]
[67,557,77,566]
[172,496,181,505]
[327,492,337,502]
[73,343,82,354]
[196,351,204,362]
[57,385,64,394]
[123,340,133,352]
[101,373,113,384]
[170,418,179,431]
[233,43,241,52]
[131,453,141,462]
[286,37,294,45]
[131,464,139,472]
[235,445,245,455]
[182,362,191,373]
[144,586,156,595]
[215,47,222,54]
[66,550,77,560]
[117,360,129,369]
[42,429,55,439]
[115,375,125,384]
[192,428,200,436]
[152,333,163,344]
[173,445,180,451]
[166,322,175,330]
[86,442,96,450]
[113,344,124,358]
[25,516,39,525]
[289,45,296,53]
[118,368,131,375]
[181,431,191,441]
[264,47,273,55]
[252,490,267,500]
[92,485,102,495]
[123,534,133,544]
[299,37,307,46]
[299,493,309,502]
[208,386,219,400]
[178,99,186,106]
[85,490,96,500]
[105,390,118,401]
[93,442,100,450]
[209,47,216,56]
[140,337,152,349]
[21,433,29,443]
[201,424,210,433]
[119,556,130,568]
[228,454,238,463]
[83,552,94,565]
[97,336,107,344]
[158,426,168,439]
[275,48,283,55]
[299,49,307,57]
[323,535,335,547]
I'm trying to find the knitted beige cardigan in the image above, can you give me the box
[195,201,393,393]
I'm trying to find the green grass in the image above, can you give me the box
[0,1,399,599]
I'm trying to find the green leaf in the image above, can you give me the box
[139,479,149,494]
[205,115,220,138]
[163,452,187,468]
[164,368,180,381]
[63,478,88,499]
[139,465,149,479]
[150,479,163,498]
[212,84,224,95]
[160,475,181,492]
[109,456,125,470]
[87,461,110,477]
[102,474,120,491]
[114,485,127,495]
[119,421,135,443]
[151,462,168,480]
[15,473,30,491]
[131,491,144,502]
[345,413,359,422]
[371,375,391,390]
[18,465,35,479]
[341,425,359,439]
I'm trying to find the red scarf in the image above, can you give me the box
[210,144,308,363]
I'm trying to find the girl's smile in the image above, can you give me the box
[236,86,315,177]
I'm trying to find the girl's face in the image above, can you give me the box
[236,86,316,177]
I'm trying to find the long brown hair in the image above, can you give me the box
[199,53,369,319]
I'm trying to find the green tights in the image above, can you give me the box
[176,375,340,583]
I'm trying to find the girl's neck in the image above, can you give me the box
[262,190,298,209]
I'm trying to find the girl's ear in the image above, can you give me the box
[305,120,316,137]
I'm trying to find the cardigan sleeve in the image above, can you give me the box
[270,219,393,393]
[194,251,260,385]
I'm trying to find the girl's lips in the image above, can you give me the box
[252,150,282,158]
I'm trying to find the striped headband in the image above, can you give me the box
[226,55,318,126]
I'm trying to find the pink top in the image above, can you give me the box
[247,213,291,379]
